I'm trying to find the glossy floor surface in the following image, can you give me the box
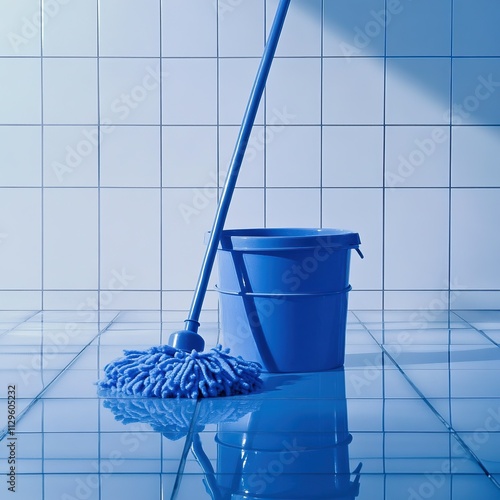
[1,310,500,499]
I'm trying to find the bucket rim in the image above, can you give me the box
[219,227,361,251]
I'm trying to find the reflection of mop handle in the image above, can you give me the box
[352,462,363,493]
[191,433,224,500]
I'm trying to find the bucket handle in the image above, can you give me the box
[355,248,364,259]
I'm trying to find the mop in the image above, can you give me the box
[98,0,291,398]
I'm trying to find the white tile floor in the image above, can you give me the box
[0,309,499,499]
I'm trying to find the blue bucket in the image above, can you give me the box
[217,228,363,373]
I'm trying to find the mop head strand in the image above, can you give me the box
[98,344,263,398]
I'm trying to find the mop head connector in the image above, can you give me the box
[98,344,263,398]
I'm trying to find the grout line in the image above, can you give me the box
[97,0,102,317]
[319,0,324,228]
[4,185,500,190]
[447,3,454,460]
[3,186,500,191]
[216,2,221,200]
[39,4,45,497]
[40,0,45,312]
[0,310,42,340]
[263,0,268,228]
[41,398,45,500]
[159,0,164,317]
[381,0,388,317]
[448,0,454,314]
[2,54,500,60]
[3,122,500,128]
[452,311,500,348]
[0,312,121,442]
[215,0,221,343]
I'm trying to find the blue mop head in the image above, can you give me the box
[98,344,263,398]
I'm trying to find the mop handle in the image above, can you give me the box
[184,0,291,331]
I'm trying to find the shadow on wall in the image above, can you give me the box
[295,0,500,127]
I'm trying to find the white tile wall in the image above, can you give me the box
[322,188,383,291]
[0,58,41,123]
[225,188,265,229]
[323,58,384,124]
[323,0,385,57]
[0,0,498,310]
[453,0,500,56]
[0,0,41,56]
[322,126,383,187]
[43,0,97,56]
[266,126,321,187]
[162,188,217,292]
[385,126,450,188]
[267,0,321,57]
[218,0,264,57]
[99,58,161,125]
[452,127,500,187]
[219,126,265,187]
[162,126,217,187]
[385,58,451,125]
[0,189,42,290]
[162,58,217,125]
[219,58,264,125]
[385,189,449,290]
[100,126,160,187]
[100,189,160,291]
[451,189,500,290]
[99,0,160,57]
[267,58,322,124]
[43,188,98,289]
[266,188,321,226]
[0,126,42,186]
[452,58,500,125]
[386,0,452,57]
[43,58,98,124]
[43,126,99,187]
[162,0,216,57]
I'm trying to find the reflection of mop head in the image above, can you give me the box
[100,390,262,441]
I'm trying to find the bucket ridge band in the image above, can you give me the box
[215,284,352,297]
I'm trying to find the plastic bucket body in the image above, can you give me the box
[217,228,362,373]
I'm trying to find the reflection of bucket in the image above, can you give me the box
[217,228,362,372]
[215,370,361,499]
